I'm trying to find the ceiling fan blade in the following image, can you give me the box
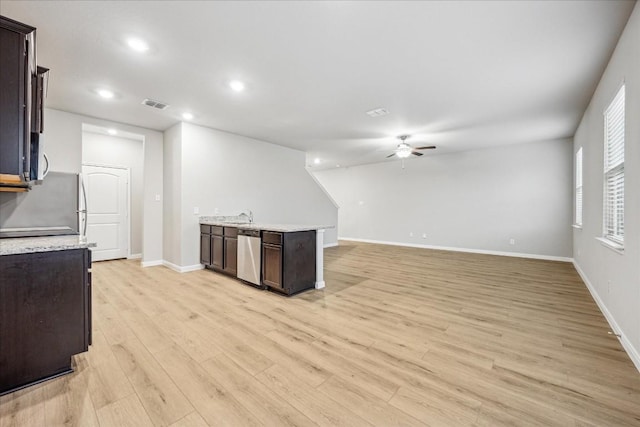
[411,151,424,156]
[415,145,436,150]
[386,153,396,158]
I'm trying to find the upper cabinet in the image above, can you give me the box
[0,15,49,192]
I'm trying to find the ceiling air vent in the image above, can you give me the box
[141,98,170,110]
[366,108,389,118]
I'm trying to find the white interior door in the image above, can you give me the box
[82,164,129,261]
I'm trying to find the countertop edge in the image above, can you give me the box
[198,220,335,232]
[0,236,97,256]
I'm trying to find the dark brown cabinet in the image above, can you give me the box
[262,230,316,295]
[212,234,223,270]
[223,227,238,275]
[0,248,92,395]
[199,225,222,271]
[200,225,211,265]
[0,15,48,190]
[199,224,237,277]
[262,242,283,288]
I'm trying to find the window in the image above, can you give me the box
[603,84,625,245]
[575,147,583,226]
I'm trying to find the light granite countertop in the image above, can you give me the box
[199,217,334,233]
[0,235,96,256]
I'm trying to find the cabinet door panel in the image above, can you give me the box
[0,249,86,394]
[212,235,223,270]
[262,244,282,289]
[86,249,92,347]
[200,233,211,265]
[281,231,316,294]
[224,237,237,275]
[0,25,25,177]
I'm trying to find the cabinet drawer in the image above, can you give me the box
[224,227,238,238]
[200,224,211,234]
[212,226,224,236]
[262,231,283,245]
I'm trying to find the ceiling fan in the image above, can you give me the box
[387,135,436,158]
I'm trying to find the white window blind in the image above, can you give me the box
[603,84,625,245]
[575,147,583,226]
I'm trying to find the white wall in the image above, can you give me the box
[573,3,640,370]
[82,131,144,255]
[163,123,183,266]
[314,139,573,259]
[164,122,338,268]
[42,108,164,264]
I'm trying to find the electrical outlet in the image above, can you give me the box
[422,233,427,239]
[155,194,161,201]
[409,232,413,237]
[509,238,515,245]
[193,207,199,215]
[214,207,220,214]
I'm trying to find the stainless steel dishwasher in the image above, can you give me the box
[237,228,262,287]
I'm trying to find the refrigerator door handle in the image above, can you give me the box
[42,153,50,179]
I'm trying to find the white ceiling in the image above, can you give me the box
[1,0,635,169]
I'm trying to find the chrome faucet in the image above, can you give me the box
[238,210,254,223]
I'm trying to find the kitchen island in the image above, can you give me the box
[199,217,333,294]
[0,235,94,395]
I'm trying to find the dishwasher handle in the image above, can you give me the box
[238,229,260,238]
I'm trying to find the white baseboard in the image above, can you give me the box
[324,242,339,248]
[572,261,640,373]
[161,260,204,273]
[141,260,163,267]
[161,260,182,272]
[339,237,573,262]
[176,263,205,273]
[127,253,142,260]
[143,259,205,273]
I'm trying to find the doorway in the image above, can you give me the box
[81,124,144,260]
[82,164,130,261]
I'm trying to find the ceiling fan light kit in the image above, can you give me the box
[387,134,436,160]
[396,145,412,158]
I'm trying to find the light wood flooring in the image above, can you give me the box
[1,241,640,426]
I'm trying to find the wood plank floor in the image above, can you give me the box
[2,241,640,426]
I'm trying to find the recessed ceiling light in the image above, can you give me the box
[97,89,114,99]
[127,37,149,53]
[313,158,321,165]
[107,129,118,135]
[229,80,245,92]
[182,112,194,120]
[336,164,340,168]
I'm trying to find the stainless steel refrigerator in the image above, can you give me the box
[0,171,85,238]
